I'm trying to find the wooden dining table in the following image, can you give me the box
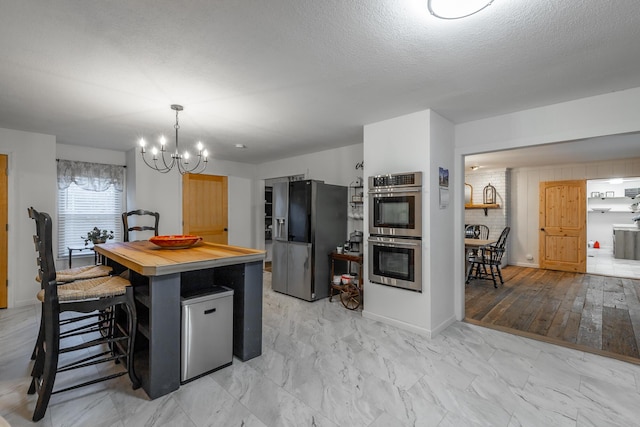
[464,238,497,277]
[94,240,265,399]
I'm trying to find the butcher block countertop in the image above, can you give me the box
[94,240,265,276]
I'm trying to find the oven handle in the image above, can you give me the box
[368,187,422,194]
[368,237,422,248]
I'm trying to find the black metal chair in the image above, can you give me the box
[27,207,139,422]
[466,226,510,288]
[122,209,160,242]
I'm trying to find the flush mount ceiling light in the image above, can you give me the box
[235,144,247,149]
[428,0,494,19]
[138,105,208,175]
[470,165,480,171]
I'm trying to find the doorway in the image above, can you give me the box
[463,143,640,363]
[182,174,228,244]
[586,177,640,278]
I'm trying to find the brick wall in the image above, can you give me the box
[465,168,510,263]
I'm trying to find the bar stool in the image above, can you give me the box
[27,207,139,422]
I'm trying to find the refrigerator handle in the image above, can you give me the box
[275,218,286,239]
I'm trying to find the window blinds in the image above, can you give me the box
[57,165,125,259]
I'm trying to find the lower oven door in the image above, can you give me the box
[368,236,422,292]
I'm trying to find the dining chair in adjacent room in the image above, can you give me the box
[27,207,139,422]
[465,224,491,260]
[465,224,490,240]
[122,209,160,242]
[466,226,511,288]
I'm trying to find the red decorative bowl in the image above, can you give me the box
[149,235,202,249]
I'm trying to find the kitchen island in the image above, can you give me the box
[94,240,265,399]
[613,224,640,260]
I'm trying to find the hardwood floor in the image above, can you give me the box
[465,265,640,363]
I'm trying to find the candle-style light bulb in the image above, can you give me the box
[202,149,209,160]
[159,135,166,149]
[196,141,203,152]
[139,138,146,147]
[151,147,158,159]
[184,151,190,162]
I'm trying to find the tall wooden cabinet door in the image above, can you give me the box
[539,180,586,273]
[0,155,6,308]
[183,174,228,244]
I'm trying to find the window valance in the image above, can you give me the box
[57,159,125,192]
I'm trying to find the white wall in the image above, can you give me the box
[0,128,57,307]
[427,111,456,334]
[228,176,256,248]
[259,144,362,185]
[363,110,431,335]
[57,144,126,165]
[453,87,640,320]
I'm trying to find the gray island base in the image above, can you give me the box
[95,241,264,399]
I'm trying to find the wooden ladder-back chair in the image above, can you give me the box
[27,207,139,421]
[466,226,511,288]
[122,209,160,242]
[31,264,113,361]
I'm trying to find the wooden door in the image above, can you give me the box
[539,180,586,273]
[183,174,228,244]
[0,155,7,308]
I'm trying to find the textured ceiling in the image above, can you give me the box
[1,1,640,164]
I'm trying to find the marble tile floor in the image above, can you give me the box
[587,246,640,279]
[3,272,640,426]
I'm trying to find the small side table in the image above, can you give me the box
[329,251,364,310]
[67,245,97,268]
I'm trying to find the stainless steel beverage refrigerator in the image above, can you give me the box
[272,180,347,301]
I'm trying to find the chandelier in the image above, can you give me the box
[138,104,208,174]
[428,0,494,20]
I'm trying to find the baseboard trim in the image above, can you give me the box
[362,310,432,338]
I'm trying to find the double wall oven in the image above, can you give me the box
[368,171,423,292]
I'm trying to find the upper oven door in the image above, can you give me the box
[368,188,422,238]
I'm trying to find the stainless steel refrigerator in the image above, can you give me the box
[272,180,347,301]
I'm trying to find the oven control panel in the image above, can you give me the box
[369,171,422,189]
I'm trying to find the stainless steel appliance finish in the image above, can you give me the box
[273,181,289,241]
[181,286,234,382]
[272,180,347,301]
[368,235,422,292]
[369,171,423,238]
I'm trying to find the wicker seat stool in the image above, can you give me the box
[31,264,114,360]
[27,207,139,422]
